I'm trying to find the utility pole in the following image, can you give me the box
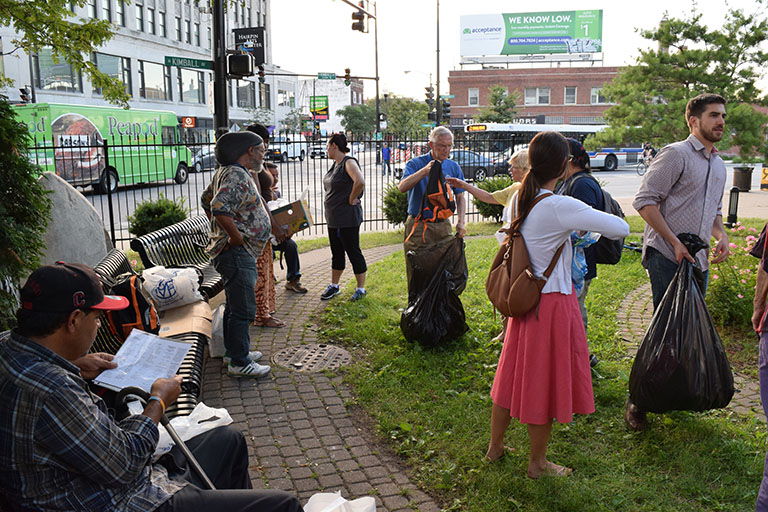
[435,0,441,126]
[373,1,381,163]
[212,0,228,135]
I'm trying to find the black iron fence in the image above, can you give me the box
[27,131,542,246]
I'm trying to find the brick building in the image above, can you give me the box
[448,66,620,128]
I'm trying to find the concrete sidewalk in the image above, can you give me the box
[202,244,441,512]
[617,188,768,219]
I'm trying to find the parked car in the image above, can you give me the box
[449,150,495,182]
[309,143,327,159]
[191,146,217,172]
[267,136,306,162]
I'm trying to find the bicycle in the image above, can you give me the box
[635,157,650,176]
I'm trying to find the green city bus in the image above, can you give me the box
[13,103,192,193]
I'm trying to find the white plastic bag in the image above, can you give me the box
[153,402,233,459]
[209,304,225,358]
[303,492,376,512]
[142,266,203,311]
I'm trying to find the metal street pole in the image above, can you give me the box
[212,0,228,135]
[373,1,381,163]
[435,0,441,126]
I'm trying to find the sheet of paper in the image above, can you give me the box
[93,329,191,393]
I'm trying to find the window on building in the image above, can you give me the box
[468,88,479,106]
[92,52,131,95]
[33,48,83,93]
[178,68,204,103]
[236,80,256,108]
[139,60,170,100]
[101,0,112,21]
[564,86,577,105]
[247,6,252,26]
[147,8,155,34]
[115,0,125,25]
[240,2,245,25]
[185,20,191,43]
[87,0,97,18]
[194,23,200,46]
[206,27,211,48]
[259,82,271,109]
[229,81,234,107]
[135,2,144,31]
[591,87,608,104]
[524,87,550,105]
[158,11,166,37]
[277,89,295,107]
[175,17,182,41]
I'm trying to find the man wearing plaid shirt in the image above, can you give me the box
[0,262,302,512]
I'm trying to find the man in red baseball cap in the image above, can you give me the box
[0,262,302,512]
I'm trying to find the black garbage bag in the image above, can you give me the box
[400,236,469,347]
[629,233,734,413]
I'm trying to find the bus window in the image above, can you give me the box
[162,126,175,145]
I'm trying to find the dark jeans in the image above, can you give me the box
[758,332,768,512]
[328,226,367,275]
[381,160,391,175]
[273,238,301,282]
[645,246,708,310]
[213,246,257,367]
[157,426,302,512]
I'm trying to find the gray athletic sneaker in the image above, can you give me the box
[227,361,271,378]
[320,284,341,300]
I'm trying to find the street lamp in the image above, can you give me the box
[726,186,740,228]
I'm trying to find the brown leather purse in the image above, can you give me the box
[485,194,565,318]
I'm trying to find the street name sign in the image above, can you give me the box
[317,72,337,80]
[164,56,213,70]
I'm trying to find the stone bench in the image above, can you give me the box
[129,215,223,301]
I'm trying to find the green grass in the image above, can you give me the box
[319,234,765,512]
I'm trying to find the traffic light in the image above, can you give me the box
[344,68,351,86]
[441,99,451,119]
[351,9,365,32]
[19,87,31,103]
[427,111,436,122]
[228,54,254,78]
[425,86,435,108]
[258,65,265,84]
[378,112,387,122]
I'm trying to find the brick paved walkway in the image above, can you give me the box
[201,244,441,512]
[618,282,763,419]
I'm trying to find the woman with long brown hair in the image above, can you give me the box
[485,132,629,478]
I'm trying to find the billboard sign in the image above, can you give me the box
[460,10,602,56]
[233,27,266,65]
[310,95,329,122]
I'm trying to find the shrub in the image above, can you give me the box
[382,183,408,226]
[128,194,188,237]
[0,97,52,331]
[473,175,513,222]
[706,227,758,327]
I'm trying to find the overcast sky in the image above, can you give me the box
[271,0,764,100]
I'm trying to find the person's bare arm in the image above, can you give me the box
[754,265,768,332]
[455,193,466,237]
[637,204,694,263]
[213,215,244,247]
[142,376,182,424]
[444,177,500,205]
[398,161,434,192]
[345,159,365,205]
[73,353,117,380]
[710,214,730,264]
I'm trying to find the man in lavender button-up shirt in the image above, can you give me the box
[626,93,731,430]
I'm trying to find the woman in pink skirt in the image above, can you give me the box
[485,131,629,478]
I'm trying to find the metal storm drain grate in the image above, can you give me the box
[272,343,352,372]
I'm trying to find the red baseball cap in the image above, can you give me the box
[21,262,129,313]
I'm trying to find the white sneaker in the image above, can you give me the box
[227,361,271,378]
[223,351,263,365]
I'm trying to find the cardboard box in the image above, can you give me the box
[158,300,212,339]
[271,199,312,236]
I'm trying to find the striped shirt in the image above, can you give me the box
[632,134,726,270]
[0,332,185,511]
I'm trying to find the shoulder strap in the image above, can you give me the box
[542,243,566,278]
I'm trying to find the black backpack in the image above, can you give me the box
[101,272,160,340]
[564,174,625,265]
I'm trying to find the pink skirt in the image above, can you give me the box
[490,291,595,425]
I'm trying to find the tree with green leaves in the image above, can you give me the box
[476,85,519,123]
[586,5,768,159]
[337,103,376,133]
[380,96,430,136]
[0,97,52,330]
[1,0,128,105]
[280,108,306,132]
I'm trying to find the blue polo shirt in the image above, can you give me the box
[402,153,465,216]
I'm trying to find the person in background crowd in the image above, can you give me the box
[627,93,731,430]
[320,133,367,301]
[253,170,284,328]
[446,148,530,342]
[751,222,768,512]
[0,262,302,511]
[201,131,272,378]
[485,131,629,478]
[265,162,307,294]
[381,142,392,176]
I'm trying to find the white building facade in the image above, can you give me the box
[0,0,298,135]
[298,78,364,134]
